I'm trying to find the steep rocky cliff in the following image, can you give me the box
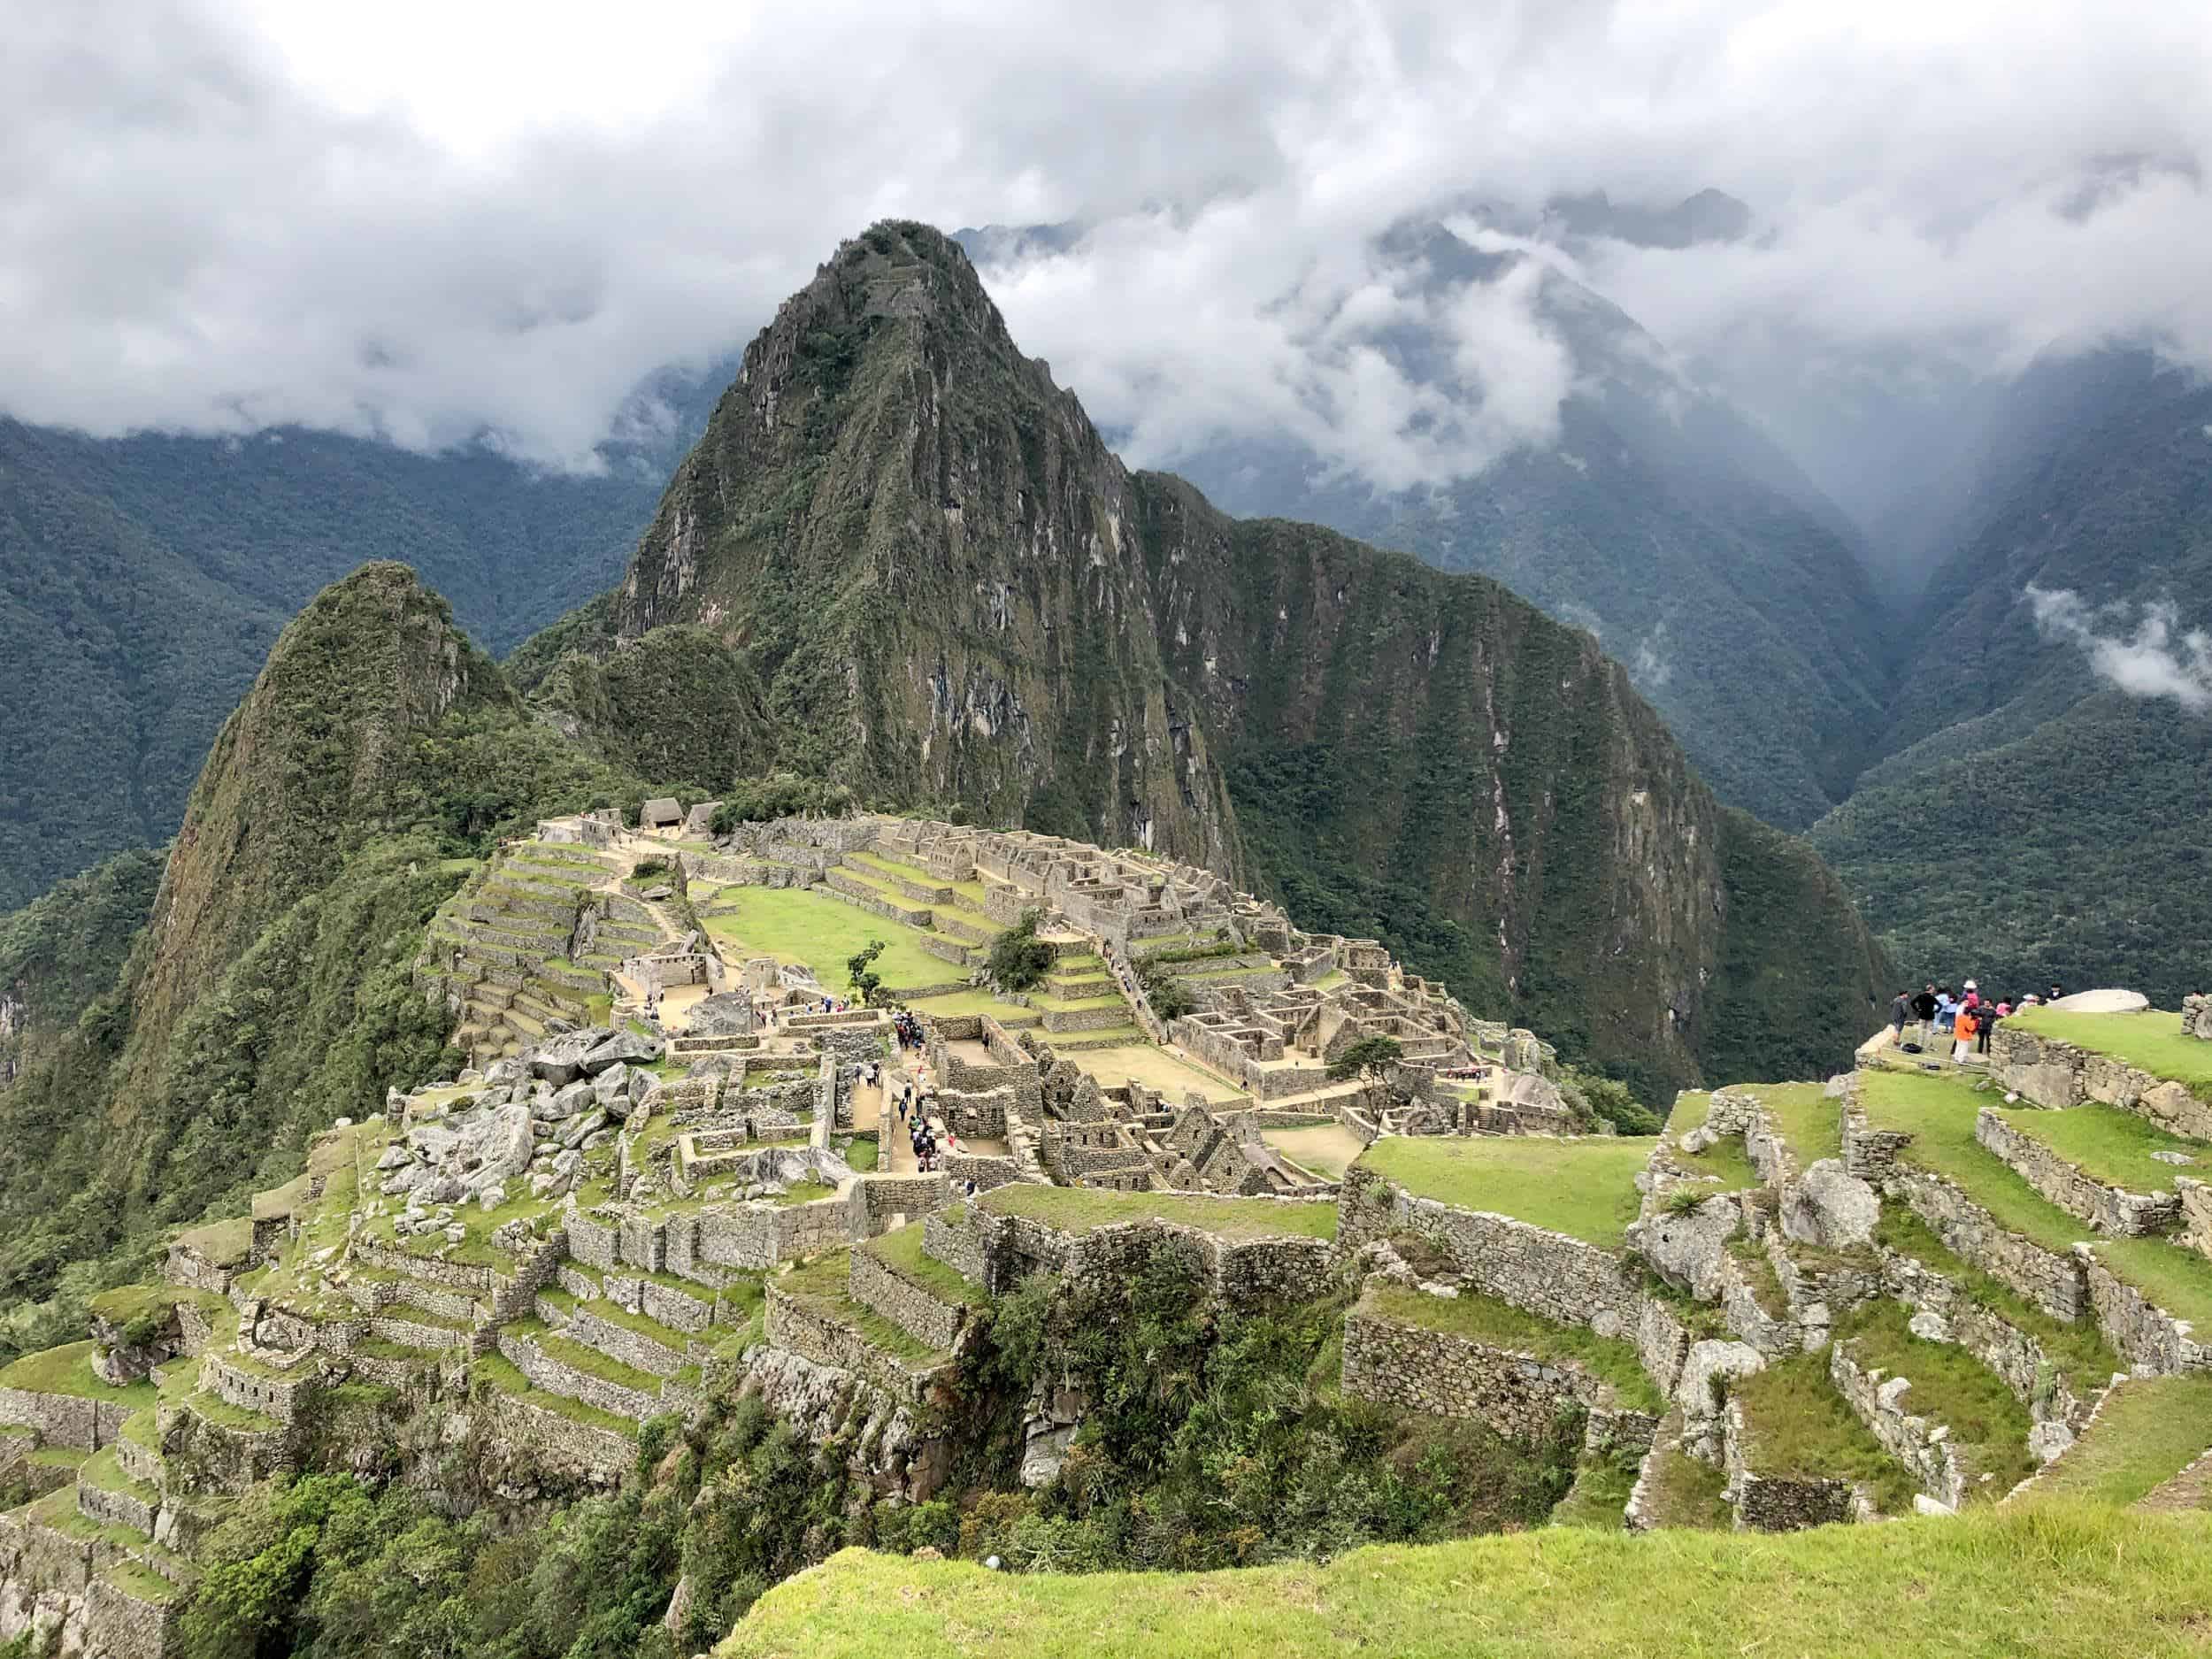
[530,223,1886,1091]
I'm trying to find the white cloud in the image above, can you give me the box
[2027,586,2212,713]
[0,0,2208,493]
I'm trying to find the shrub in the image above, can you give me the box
[709,774,856,837]
[1328,1034,1403,1085]
[987,911,1054,993]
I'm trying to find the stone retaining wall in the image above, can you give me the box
[1340,1165,1640,1336]
[761,1286,941,1407]
[479,1388,634,1483]
[77,1479,157,1539]
[0,1388,132,1452]
[1878,1248,2101,1428]
[1341,1294,1657,1455]
[88,1571,180,1659]
[558,1307,688,1379]
[349,1239,495,1294]
[1723,1398,1859,1532]
[495,1334,658,1420]
[2182,1178,2212,1263]
[849,1248,967,1352]
[924,1207,989,1284]
[2084,1253,2212,1374]
[1888,1169,2087,1321]
[1974,1109,2178,1235]
[1989,1026,2212,1138]
[974,1206,1339,1310]
[1827,1342,1970,1509]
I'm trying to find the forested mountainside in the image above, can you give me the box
[528,220,1886,1095]
[1810,349,2212,1003]
[958,221,1900,831]
[0,373,728,911]
[0,565,663,1340]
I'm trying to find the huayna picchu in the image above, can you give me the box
[0,222,2201,1659]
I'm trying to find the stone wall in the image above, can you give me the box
[849,1248,967,1352]
[2084,1253,2212,1375]
[1722,1398,1859,1532]
[88,1573,179,1659]
[350,1238,496,1294]
[204,1352,317,1426]
[1340,1165,1640,1336]
[479,1387,636,1483]
[1877,1248,2101,1429]
[1826,1342,1970,1509]
[495,1333,657,1420]
[1988,1026,2212,1139]
[1887,1169,2087,1321]
[849,1173,949,1236]
[924,1206,989,1285]
[2180,1178,2212,1263]
[1341,1294,1657,1456]
[0,1388,131,1452]
[761,1286,941,1407]
[77,1478,157,1539]
[1974,1108,2178,1235]
[557,1306,688,1379]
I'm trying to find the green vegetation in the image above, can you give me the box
[846,940,887,1007]
[1133,954,1195,1021]
[1634,1440,1733,1529]
[775,1254,944,1367]
[980,1183,1338,1243]
[1556,1065,1661,1136]
[0,1340,156,1407]
[703,887,947,990]
[865,1223,976,1305]
[706,772,857,835]
[986,911,1052,993]
[1746,1080,1844,1164]
[1841,1301,2036,1495]
[1363,1285,1663,1412]
[1678,1132,1761,1193]
[1327,1034,1403,1086]
[1870,1205,2116,1383]
[2036,1377,2212,1504]
[1731,1354,1917,1513]
[1995,1103,2206,1194]
[2004,1008,2212,1098]
[1357,1136,1647,1250]
[723,1504,2212,1658]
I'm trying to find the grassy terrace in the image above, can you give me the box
[1634,1440,1733,1529]
[1859,1067,2212,1325]
[1357,1136,1648,1250]
[504,1319,663,1395]
[979,1183,1338,1243]
[473,1351,639,1438]
[1744,1081,1844,1165]
[1668,1090,1714,1131]
[847,850,994,911]
[173,1216,255,1266]
[1993,1103,2206,1194]
[704,887,952,988]
[2005,1007,2212,1098]
[1362,1285,1663,1412]
[1871,1206,2116,1381]
[723,1505,2212,1659]
[776,1252,945,1367]
[1732,1354,1917,1513]
[2035,1376,2212,1504]
[1842,1301,2036,1496]
[865,1223,977,1306]
[1678,1132,1760,1193]
[0,1342,157,1409]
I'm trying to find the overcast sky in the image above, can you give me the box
[4,0,2208,503]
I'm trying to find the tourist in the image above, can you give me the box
[964,1177,979,1200]
[1888,989,1912,1041]
[2049,982,2064,1003]
[1962,979,1980,1012]
[1910,982,1938,1038]
[1935,986,1957,1033]
[1952,1003,1979,1064]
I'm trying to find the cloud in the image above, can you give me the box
[2027,586,2212,713]
[0,0,2208,495]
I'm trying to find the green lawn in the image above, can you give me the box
[1994,1104,2206,1194]
[1745,1081,1844,1165]
[2004,1008,2212,1098]
[473,1350,639,1438]
[2034,1376,2212,1504]
[1358,1137,1649,1250]
[1667,1091,1714,1131]
[903,987,1035,1021]
[1732,1354,1918,1513]
[722,1504,2212,1659]
[980,1183,1339,1243]
[704,887,952,990]
[1634,1440,1733,1529]
[777,1253,946,1366]
[0,1342,157,1408]
[1842,1301,2036,1497]
[1678,1133,1761,1193]
[1362,1285,1662,1411]
[1860,1069,2212,1327]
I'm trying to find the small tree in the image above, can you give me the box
[847,940,887,1007]
[1328,1034,1403,1087]
[1136,955,1195,1021]
[987,910,1054,992]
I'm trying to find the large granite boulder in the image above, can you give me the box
[1634,1194,1741,1301]
[581,1027,664,1074]
[1782,1160,1880,1249]
[686,993,757,1036]
[530,1029,612,1087]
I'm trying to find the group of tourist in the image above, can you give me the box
[1887,979,2066,1064]
[892,1010,926,1050]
